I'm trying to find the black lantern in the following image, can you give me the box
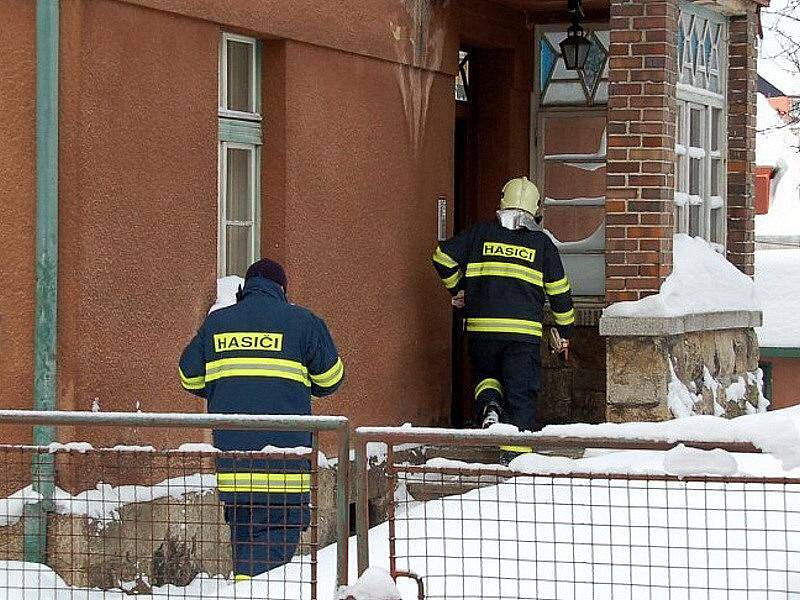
[559,0,590,70]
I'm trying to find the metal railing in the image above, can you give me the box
[0,410,350,600]
[354,427,800,600]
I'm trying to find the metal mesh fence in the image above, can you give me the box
[0,411,350,600]
[389,462,800,600]
[353,428,800,600]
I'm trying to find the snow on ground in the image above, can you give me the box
[537,405,800,470]
[755,249,800,348]
[603,234,760,318]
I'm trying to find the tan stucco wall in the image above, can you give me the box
[1,0,535,449]
[0,0,36,443]
[57,0,218,445]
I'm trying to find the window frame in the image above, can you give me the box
[218,32,263,278]
[218,141,261,278]
[218,32,261,122]
[674,2,728,249]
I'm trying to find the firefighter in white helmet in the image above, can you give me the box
[432,177,574,458]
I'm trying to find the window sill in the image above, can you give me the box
[599,310,763,337]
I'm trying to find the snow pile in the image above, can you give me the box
[539,405,800,470]
[755,93,800,236]
[47,442,93,453]
[208,276,243,313]
[603,234,760,318]
[337,567,402,600]
[0,486,42,527]
[755,248,800,347]
[51,473,216,525]
[663,444,738,476]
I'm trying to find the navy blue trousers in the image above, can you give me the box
[223,500,309,577]
[469,339,541,432]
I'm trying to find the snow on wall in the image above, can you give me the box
[603,234,760,317]
[755,248,800,348]
[208,276,243,313]
[0,486,42,527]
[51,473,217,526]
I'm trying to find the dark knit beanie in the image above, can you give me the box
[245,258,288,290]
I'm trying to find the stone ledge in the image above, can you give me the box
[599,310,763,337]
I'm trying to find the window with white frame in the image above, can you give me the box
[674,3,728,248]
[218,33,262,277]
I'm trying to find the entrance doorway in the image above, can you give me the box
[450,45,526,427]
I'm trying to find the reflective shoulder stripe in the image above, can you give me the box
[544,277,571,296]
[475,378,503,398]
[465,262,544,287]
[310,357,344,388]
[205,357,311,387]
[552,308,576,326]
[441,270,463,289]
[465,317,543,337]
[432,246,458,269]
[179,367,205,390]
[216,472,311,493]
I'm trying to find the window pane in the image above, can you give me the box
[226,147,252,222]
[711,107,721,151]
[689,205,701,236]
[689,107,703,147]
[710,208,724,243]
[689,158,701,195]
[226,224,252,277]
[710,159,721,196]
[675,204,687,234]
[227,40,253,112]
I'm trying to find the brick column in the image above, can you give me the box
[726,6,757,276]
[606,0,678,304]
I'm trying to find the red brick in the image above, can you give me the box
[608,135,641,147]
[606,200,628,213]
[611,30,644,43]
[608,213,640,225]
[628,174,666,187]
[625,277,662,290]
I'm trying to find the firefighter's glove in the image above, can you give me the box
[451,290,465,309]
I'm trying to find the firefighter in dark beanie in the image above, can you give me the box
[179,258,344,579]
[432,177,574,460]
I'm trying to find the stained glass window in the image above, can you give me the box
[676,5,725,96]
[538,29,609,106]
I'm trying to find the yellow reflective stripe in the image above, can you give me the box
[205,357,310,387]
[466,318,542,337]
[441,270,463,289]
[475,378,503,398]
[310,357,344,388]
[433,246,458,269]
[544,277,571,295]
[179,367,205,390]
[465,262,544,287]
[552,308,575,326]
[500,445,534,454]
[216,473,311,493]
[234,575,252,582]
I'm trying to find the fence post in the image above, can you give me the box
[335,423,350,588]
[354,436,370,575]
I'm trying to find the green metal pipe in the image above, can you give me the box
[25,0,60,564]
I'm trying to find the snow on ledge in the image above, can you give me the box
[601,235,761,335]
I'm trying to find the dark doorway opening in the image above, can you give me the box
[450,45,528,427]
